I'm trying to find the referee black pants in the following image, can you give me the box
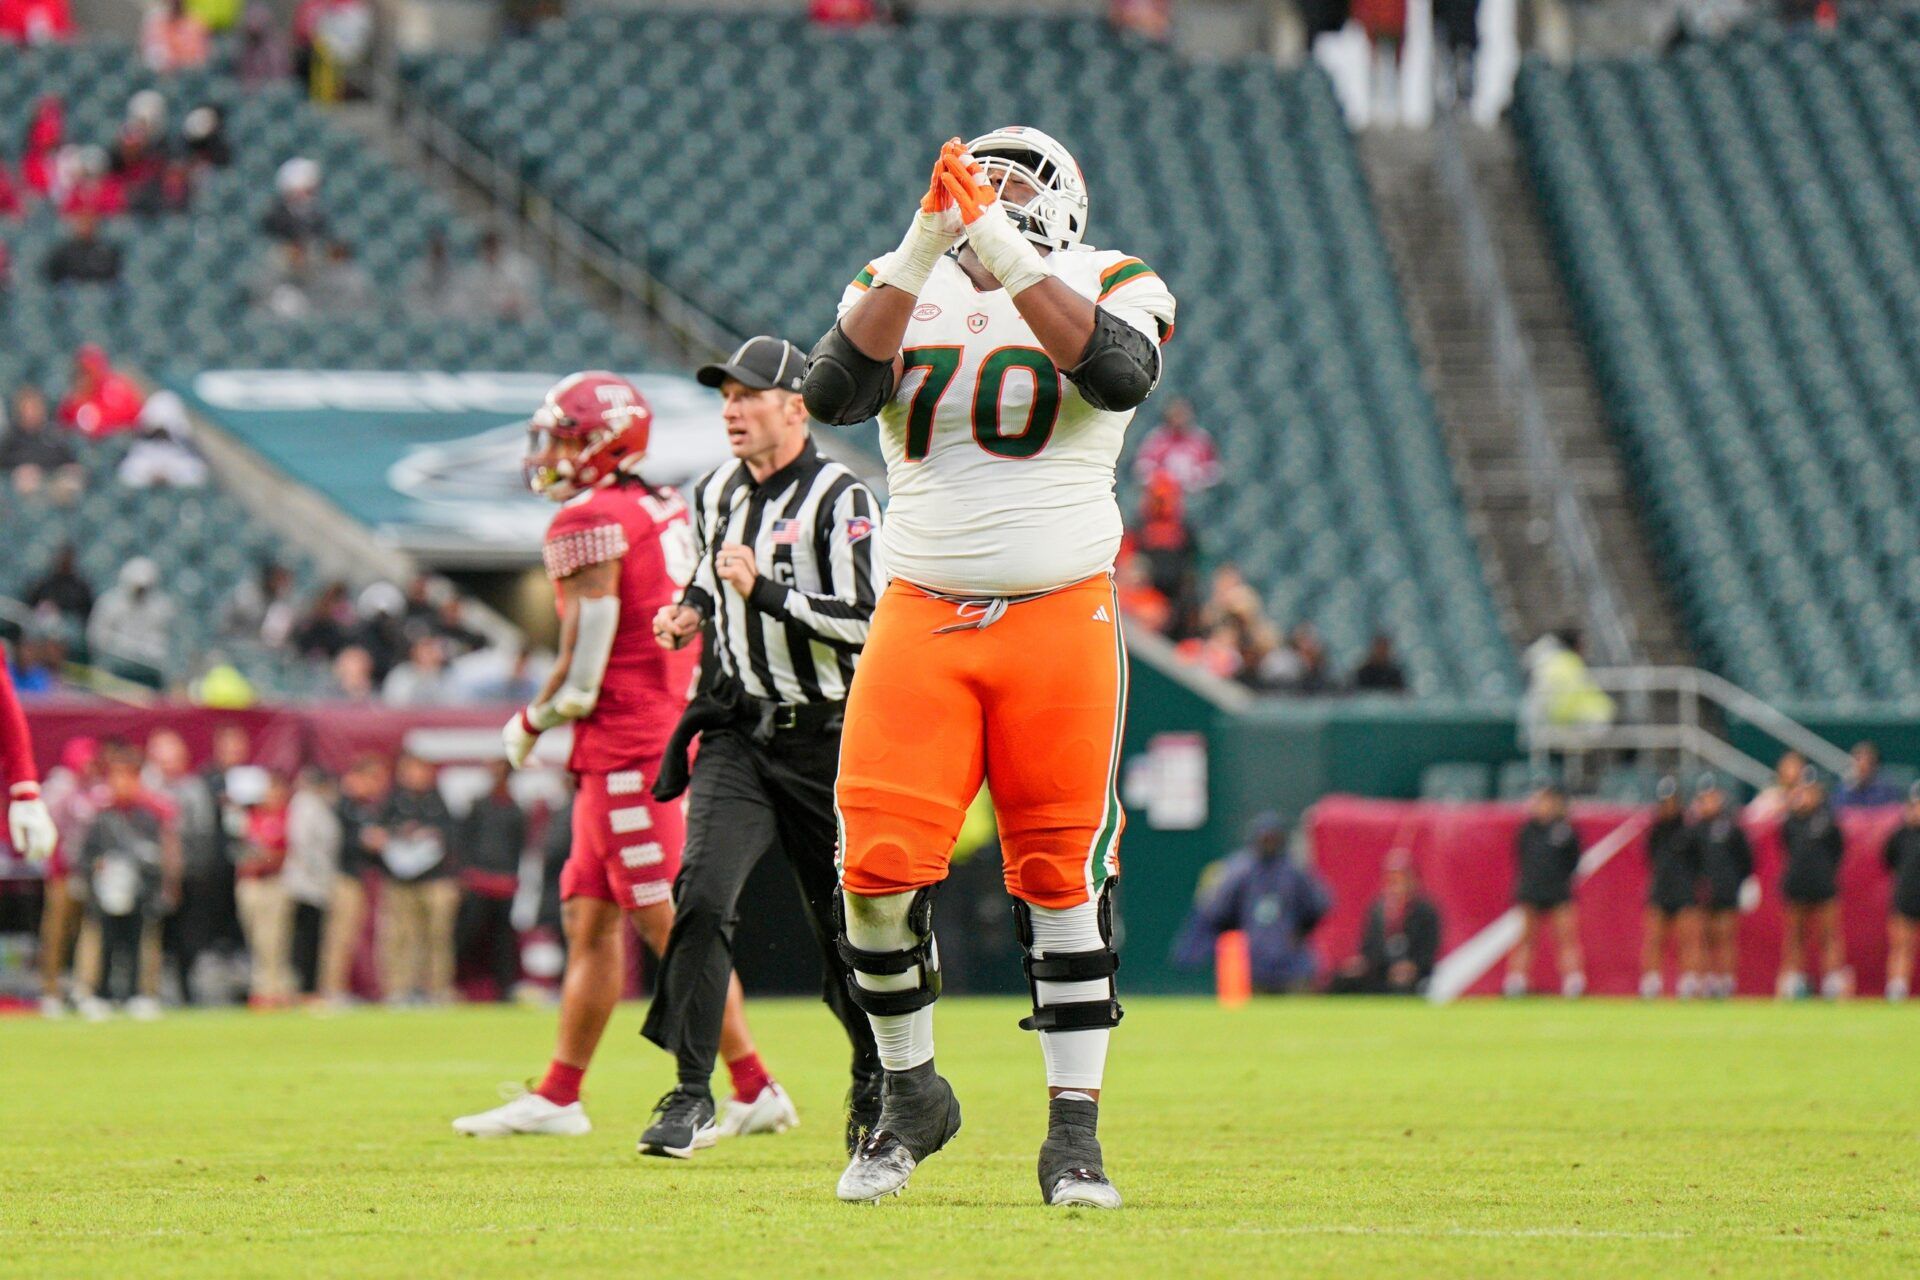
[641,727,879,1091]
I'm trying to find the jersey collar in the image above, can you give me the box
[746,434,821,496]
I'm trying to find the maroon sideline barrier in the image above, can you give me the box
[1306,796,1907,997]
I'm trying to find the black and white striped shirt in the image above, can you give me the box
[678,437,881,704]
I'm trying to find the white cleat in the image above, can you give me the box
[837,1139,918,1202]
[77,996,113,1022]
[126,996,163,1021]
[716,1083,800,1139]
[453,1088,592,1138]
[1046,1172,1124,1210]
[39,995,67,1019]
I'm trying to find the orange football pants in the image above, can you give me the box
[836,574,1128,910]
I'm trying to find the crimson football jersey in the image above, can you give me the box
[542,480,700,774]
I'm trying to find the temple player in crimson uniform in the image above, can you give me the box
[453,372,784,1145]
[3,658,57,864]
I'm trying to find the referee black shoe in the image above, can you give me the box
[637,1086,718,1159]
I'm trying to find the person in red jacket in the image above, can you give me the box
[18,96,63,196]
[0,0,75,44]
[58,345,146,438]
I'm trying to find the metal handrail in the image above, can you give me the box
[1433,114,1639,669]
[1522,664,1851,787]
[372,60,743,366]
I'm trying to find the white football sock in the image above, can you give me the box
[1028,901,1111,1092]
[844,890,934,1072]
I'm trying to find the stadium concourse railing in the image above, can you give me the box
[1523,665,1854,790]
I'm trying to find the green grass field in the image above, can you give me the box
[4,997,1916,1278]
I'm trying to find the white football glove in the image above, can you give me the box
[1738,875,1762,915]
[502,709,542,770]
[9,784,57,863]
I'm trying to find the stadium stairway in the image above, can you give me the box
[1362,125,1692,666]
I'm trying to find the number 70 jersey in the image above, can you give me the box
[837,246,1176,597]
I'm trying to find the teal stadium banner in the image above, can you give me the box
[173,371,735,560]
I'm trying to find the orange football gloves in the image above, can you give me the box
[937,147,995,224]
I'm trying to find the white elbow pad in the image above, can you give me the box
[555,594,620,719]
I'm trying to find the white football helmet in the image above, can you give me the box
[963,126,1089,252]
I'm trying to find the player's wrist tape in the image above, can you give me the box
[875,210,959,296]
[522,702,562,733]
[9,781,39,800]
[963,206,1050,297]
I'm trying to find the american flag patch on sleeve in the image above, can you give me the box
[543,522,630,579]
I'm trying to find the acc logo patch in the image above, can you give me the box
[846,516,875,543]
[967,312,989,334]
[913,303,942,321]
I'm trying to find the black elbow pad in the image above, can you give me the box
[1064,306,1160,412]
[803,324,896,425]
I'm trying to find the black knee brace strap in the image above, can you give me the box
[1013,892,1124,1033]
[835,887,941,1018]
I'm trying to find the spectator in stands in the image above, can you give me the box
[0,0,74,43]
[353,581,409,677]
[323,753,387,1003]
[112,91,186,215]
[1747,749,1805,822]
[262,157,327,244]
[43,212,123,287]
[59,146,126,218]
[0,159,24,217]
[25,543,92,633]
[142,0,212,72]
[2,386,85,502]
[1236,619,1297,694]
[1329,849,1440,994]
[75,739,178,1020]
[1132,399,1218,494]
[292,579,356,659]
[456,760,525,1001]
[1281,622,1336,695]
[221,560,297,645]
[1691,775,1752,1001]
[1778,768,1848,1000]
[238,4,292,90]
[450,645,540,704]
[58,345,146,438]
[382,634,455,707]
[251,239,319,319]
[1882,784,1920,1003]
[11,633,67,693]
[1126,474,1198,626]
[373,752,457,1004]
[432,595,486,658]
[313,239,372,313]
[118,390,209,489]
[404,230,457,316]
[450,230,540,321]
[181,104,232,174]
[144,728,219,1005]
[87,557,176,688]
[1639,777,1702,1000]
[231,767,293,1006]
[1350,631,1407,693]
[19,96,64,197]
[1504,779,1585,998]
[323,644,377,702]
[1524,628,1615,730]
[293,0,374,101]
[809,0,883,25]
[1175,812,1332,993]
[1835,741,1902,808]
[1109,0,1171,39]
[282,766,340,998]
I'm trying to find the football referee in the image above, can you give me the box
[640,335,884,1158]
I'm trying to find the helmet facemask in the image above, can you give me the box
[964,130,1089,252]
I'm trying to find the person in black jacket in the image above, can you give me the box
[1880,784,1920,1002]
[1640,778,1702,999]
[370,753,457,1004]
[1778,770,1849,1000]
[1691,776,1753,1000]
[1330,850,1441,994]
[455,761,527,1002]
[1504,781,1585,998]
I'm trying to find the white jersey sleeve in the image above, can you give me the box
[836,251,901,320]
[1086,250,1177,348]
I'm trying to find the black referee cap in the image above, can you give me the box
[696,336,807,393]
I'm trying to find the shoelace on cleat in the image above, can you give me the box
[649,1087,709,1130]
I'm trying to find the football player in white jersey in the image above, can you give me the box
[803,129,1175,1207]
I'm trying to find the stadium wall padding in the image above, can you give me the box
[1307,797,1907,997]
